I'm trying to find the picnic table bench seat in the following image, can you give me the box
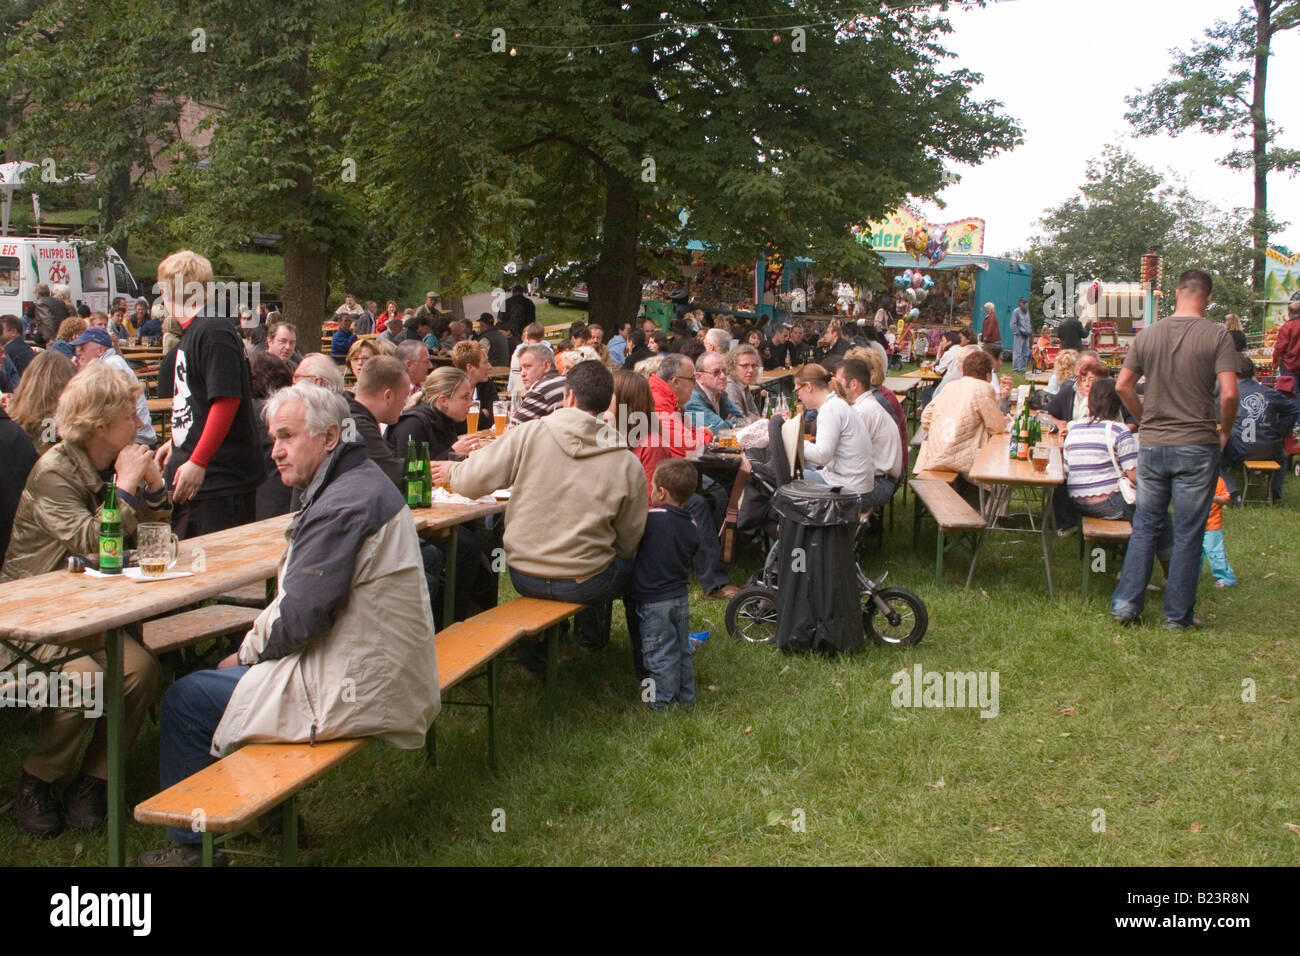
[132,597,583,865]
[911,478,985,587]
[214,581,273,608]
[1241,459,1282,505]
[141,604,261,657]
[1080,517,1133,598]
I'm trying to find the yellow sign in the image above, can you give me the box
[852,206,986,259]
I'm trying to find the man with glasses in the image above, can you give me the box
[684,351,744,433]
[292,353,345,394]
[1111,269,1239,630]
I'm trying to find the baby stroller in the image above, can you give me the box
[724,416,927,648]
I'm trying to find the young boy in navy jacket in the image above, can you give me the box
[633,459,701,709]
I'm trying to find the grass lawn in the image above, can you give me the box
[3,374,1298,866]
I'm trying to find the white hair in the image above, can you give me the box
[295,353,345,394]
[264,382,349,438]
[705,328,731,352]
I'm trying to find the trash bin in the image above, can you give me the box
[771,480,863,654]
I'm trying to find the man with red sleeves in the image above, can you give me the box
[154,250,263,538]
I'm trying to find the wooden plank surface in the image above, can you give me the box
[147,398,171,412]
[901,368,942,383]
[884,377,920,395]
[757,365,801,385]
[0,499,505,645]
[968,435,1063,487]
[911,480,986,530]
[1081,517,1133,541]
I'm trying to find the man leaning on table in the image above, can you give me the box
[139,382,439,866]
[431,360,647,673]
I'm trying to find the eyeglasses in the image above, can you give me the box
[674,374,696,383]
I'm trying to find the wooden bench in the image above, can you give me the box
[141,604,261,656]
[133,597,583,866]
[1240,459,1281,505]
[911,479,985,587]
[214,581,273,608]
[1080,517,1132,598]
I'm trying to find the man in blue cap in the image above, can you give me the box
[72,327,157,447]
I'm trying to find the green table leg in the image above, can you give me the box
[488,656,499,773]
[202,831,214,867]
[442,530,458,629]
[544,626,558,722]
[105,626,125,867]
[1040,487,1055,600]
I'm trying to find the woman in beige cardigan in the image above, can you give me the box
[915,348,1007,477]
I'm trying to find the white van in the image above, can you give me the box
[0,236,142,317]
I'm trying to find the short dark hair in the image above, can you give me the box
[628,329,646,349]
[1086,377,1122,422]
[679,338,706,362]
[564,359,614,413]
[511,284,525,295]
[652,458,697,506]
[268,320,296,341]
[1238,355,1255,378]
[982,343,1002,363]
[840,357,873,392]
[1177,269,1213,298]
[0,314,22,335]
[478,312,495,326]
[569,322,589,341]
[249,351,294,400]
[958,327,977,344]
[76,303,91,318]
[355,354,408,396]
[962,349,994,379]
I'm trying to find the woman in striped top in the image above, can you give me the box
[1056,378,1139,532]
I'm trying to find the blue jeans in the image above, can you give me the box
[685,493,730,592]
[1221,437,1286,498]
[637,596,693,708]
[510,558,632,668]
[857,474,897,511]
[159,666,249,845]
[1202,529,1235,586]
[1112,444,1219,627]
[1012,334,1031,372]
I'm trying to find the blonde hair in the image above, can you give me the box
[346,338,381,367]
[1225,313,1242,332]
[54,363,143,446]
[451,339,487,371]
[555,350,583,375]
[156,249,214,308]
[9,349,76,441]
[725,343,759,377]
[794,362,846,400]
[1052,348,1080,381]
[422,366,470,410]
[57,316,87,341]
[634,355,663,380]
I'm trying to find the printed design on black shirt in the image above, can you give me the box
[172,348,193,445]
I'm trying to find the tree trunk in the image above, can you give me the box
[282,230,328,354]
[586,169,642,335]
[1250,0,1270,328]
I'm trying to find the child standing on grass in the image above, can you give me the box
[1203,476,1236,588]
[632,459,700,710]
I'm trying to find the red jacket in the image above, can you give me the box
[649,374,713,455]
[1274,317,1300,374]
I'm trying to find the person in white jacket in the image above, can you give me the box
[139,382,439,866]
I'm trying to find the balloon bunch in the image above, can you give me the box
[925,227,949,266]
[893,269,935,305]
[902,224,929,261]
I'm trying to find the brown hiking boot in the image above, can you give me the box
[12,770,63,838]
[137,843,227,867]
[63,774,108,830]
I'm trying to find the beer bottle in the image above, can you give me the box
[1017,410,1030,460]
[420,441,433,507]
[99,479,123,574]
[405,438,421,507]
[1010,410,1020,459]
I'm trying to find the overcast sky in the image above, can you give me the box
[909,0,1300,259]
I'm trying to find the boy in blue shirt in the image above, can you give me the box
[633,459,701,709]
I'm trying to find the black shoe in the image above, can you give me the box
[515,639,548,676]
[137,843,227,867]
[63,774,107,830]
[11,771,63,838]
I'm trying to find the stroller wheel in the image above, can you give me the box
[863,587,928,646]
[725,585,779,644]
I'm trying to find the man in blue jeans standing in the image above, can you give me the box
[1112,270,1239,629]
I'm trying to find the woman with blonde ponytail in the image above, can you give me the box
[792,363,874,494]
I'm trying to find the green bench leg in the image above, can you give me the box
[935,527,945,588]
[443,530,459,629]
[202,831,214,867]
[544,625,559,722]
[106,627,125,868]
[487,656,499,774]
[1081,535,1090,599]
[282,796,298,866]
[425,723,437,767]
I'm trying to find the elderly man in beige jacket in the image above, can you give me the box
[139,382,439,866]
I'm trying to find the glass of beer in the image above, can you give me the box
[493,401,508,436]
[1031,444,1050,473]
[466,400,480,434]
[136,523,180,578]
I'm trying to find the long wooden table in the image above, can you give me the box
[0,498,504,866]
[965,432,1065,597]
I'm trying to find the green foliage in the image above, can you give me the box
[1021,147,1254,325]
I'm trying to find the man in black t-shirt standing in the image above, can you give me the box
[153,250,263,539]
[500,285,536,345]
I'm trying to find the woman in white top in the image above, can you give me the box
[792,364,874,495]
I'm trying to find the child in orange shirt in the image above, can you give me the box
[1202,476,1235,587]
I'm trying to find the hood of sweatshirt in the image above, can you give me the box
[539,406,629,459]
[649,373,680,414]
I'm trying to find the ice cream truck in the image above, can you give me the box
[0,237,143,318]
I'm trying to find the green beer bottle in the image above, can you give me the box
[405,438,421,507]
[420,441,433,507]
[99,479,123,574]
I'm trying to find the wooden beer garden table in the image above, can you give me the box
[885,376,923,422]
[0,497,504,866]
[901,367,942,384]
[757,365,801,386]
[964,431,1065,598]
